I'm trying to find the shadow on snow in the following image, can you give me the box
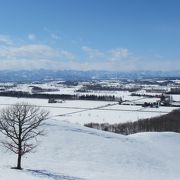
[27,169,85,180]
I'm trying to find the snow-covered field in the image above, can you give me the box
[0,96,178,125]
[0,96,179,179]
[0,119,180,180]
[3,82,164,101]
[172,94,180,101]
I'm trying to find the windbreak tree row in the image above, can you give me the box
[85,109,180,135]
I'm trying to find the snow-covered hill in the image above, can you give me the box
[0,118,180,180]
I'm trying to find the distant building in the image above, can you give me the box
[48,98,57,103]
[142,101,160,108]
[170,87,180,94]
[160,95,172,106]
[48,98,64,103]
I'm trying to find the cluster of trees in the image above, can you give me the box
[142,102,159,108]
[131,93,162,98]
[0,91,120,102]
[168,88,180,94]
[82,84,141,92]
[0,91,76,100]
[85,109,180,135]
[0,103,49,170]
[78,94,117,101]
[62,80,79,86]
[30,86,59,93]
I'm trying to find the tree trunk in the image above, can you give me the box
[17,153,22,169]
[17,121,22,170]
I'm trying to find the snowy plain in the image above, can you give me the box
[0,96,178,125]
[0,96,179,179]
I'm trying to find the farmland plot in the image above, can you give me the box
[0,96,178,125]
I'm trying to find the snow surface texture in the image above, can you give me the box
[0,119,180,180]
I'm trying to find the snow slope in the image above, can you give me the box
[0,118,180,180]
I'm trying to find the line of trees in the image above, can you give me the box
[80,84,141,92]
[85,109,180,135]
[131,93,162,98]
[0,91,120,101]
[79,94,117,101]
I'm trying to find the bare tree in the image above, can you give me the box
[0,102,49,169]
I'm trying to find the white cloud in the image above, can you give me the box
[0,55,180,72]
[82,46,129,62]
[0,35,179,72]
[0,34,76,70]
[28,33,36,40]
[79,46,180,71]
[0,44,74,61]
[109,48,129,61]
[0,35,13,46]
[82,46,104,59]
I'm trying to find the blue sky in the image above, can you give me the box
[0,0,180,71]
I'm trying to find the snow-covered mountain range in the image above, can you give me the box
[0,70,180,82]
